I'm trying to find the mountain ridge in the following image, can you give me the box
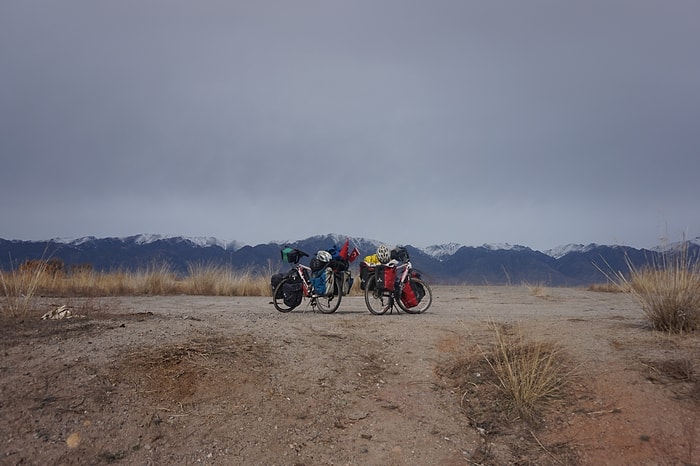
[1,234,696,286]
[36,233,615,259]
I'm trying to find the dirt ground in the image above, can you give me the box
[1,285,699,465]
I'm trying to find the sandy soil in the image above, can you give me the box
[1,286,699,465]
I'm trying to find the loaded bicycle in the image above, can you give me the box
[271,246,353,314]
[362,245,433,315]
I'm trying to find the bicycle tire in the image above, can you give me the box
[315,279,341,314]
[397,277,432,314]
[272,278,296,313]
[364,276,392,315]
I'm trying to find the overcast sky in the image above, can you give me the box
[1,1,698,251]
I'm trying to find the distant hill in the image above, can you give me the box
[1,234,697,286]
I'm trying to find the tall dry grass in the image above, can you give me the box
[480,323,571,422]
[0,261,48,317]
[1,261,272,315]
[522,281,549,298]
[182,262,270,296]
[614,244,700,333]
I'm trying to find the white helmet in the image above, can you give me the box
[376,244,391,264]
[316,250,332,262]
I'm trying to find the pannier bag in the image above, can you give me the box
[329,259,349,271]
[391,246,410,263]
[327,246,342,261]
[270,273,285,299]
[310,257,329,272]
[374,265,397,292]
[281,247,303,264]
[282,281,303,307]
[337,270,353,295]
[359,261,375,291]
[401,280,426,308]
[324,247,349,271]
[311,267,335,297]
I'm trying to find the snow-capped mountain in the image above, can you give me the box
[544,243,601,259]
[423,243,462,259]
[1,233,697,286]
[650,236,700,252]
[480,243,532,252]
[52,234,244,251]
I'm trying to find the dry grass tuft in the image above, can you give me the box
[182,263,269,296]
[481,323,572,423]
[616,244,700,333]
[0,261,48,317]
[523,282,549,298]
[588,282,625,293]
[642,357,695,383]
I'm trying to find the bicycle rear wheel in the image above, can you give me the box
[364,276,392,315]
[273,278,296,313]
[315,280,341,314]
[396,277,432,314]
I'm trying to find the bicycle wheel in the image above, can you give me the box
[315,279,341,314]
[397,277,432,314]
[364,276,392,315]
[273,278,296,313]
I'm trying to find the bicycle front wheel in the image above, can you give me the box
[315,279,341,314]
[273,278,296,313]
[396,277,432,314]
[364,276,392,315]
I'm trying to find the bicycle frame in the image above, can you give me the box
[291,263,313,297]
[395,260,412,286]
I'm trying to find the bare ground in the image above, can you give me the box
[1,286,699,465]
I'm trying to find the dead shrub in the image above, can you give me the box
[523,281,549,298]
[617,244,700,333]
[481,323,572,423]
[1,258,49,317]
[588,282,625,293]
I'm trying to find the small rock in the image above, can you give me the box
[66,432,80,448]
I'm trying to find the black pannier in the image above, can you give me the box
[337,270,353,295]
[282,281,303,307]
[391,246,410,262]
[359,261,375,291]
[310,257,328,272]
[270,273,285,299]
[329,259,349,271]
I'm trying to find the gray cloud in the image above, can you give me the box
[1,0,698,250]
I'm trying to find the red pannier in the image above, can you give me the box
[374,265,397,292]
[401,280,426,308]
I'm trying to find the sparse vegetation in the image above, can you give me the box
[436,322,577,464]
[588,281,625,293]
[523,281,549,298]
[1,257,369,316]
[183,262,269,296]
[1,260,274,316]
[0,259,48,317]
[480,323,571,423]
[614,243,700,333]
